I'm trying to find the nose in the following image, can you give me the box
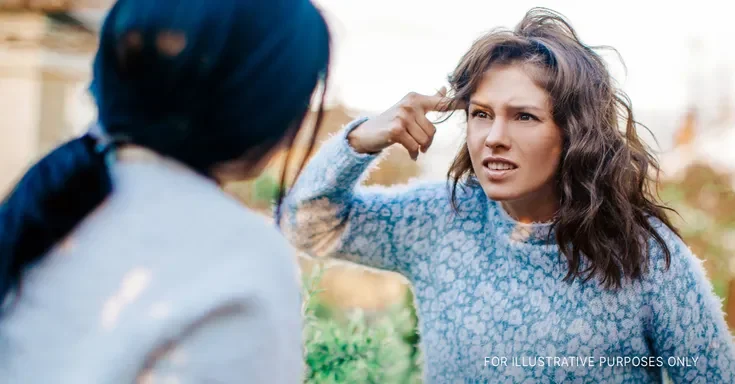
[484,118,511,149]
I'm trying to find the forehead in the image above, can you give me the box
[471,64,550,109]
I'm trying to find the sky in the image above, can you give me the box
[314,0,735,115]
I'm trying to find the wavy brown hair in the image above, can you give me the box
[444,8,680,290]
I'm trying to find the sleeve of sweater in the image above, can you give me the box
[278,117,445,276]
[644,222,735,383]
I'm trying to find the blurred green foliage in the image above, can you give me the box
[225,171,282,211]
[302,266,423,384]
[659,163,735,301]
[252,171,281,204]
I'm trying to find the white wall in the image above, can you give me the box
[0,39,44,193]
[0,13,96,194]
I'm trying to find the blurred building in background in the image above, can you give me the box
[0,1,102,193]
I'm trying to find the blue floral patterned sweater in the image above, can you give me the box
[280,118,735,383]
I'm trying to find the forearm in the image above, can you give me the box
[278,117,442,274]
[279,117,383,259]
[283,117,377,207]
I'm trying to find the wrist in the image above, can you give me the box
[346,119,380,155]
[346,128,368,154]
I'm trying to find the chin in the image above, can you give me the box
[480,183,525,202]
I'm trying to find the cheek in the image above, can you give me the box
[520,130,563,174]
[465,122,486,155]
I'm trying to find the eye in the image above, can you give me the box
[517,112,537,121]
[471,110,490,119]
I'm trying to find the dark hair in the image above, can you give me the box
[0,0,331,313]
[444,8,680,289]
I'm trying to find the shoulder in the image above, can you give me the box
[203,204,298,277]
[171,186,293,256]
[644,216,694,275]
[134,217,304,383]
[641,216,715,298]
[157,205,302,327]
[108,164,299,292]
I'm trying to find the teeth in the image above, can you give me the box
[487,162,516,170]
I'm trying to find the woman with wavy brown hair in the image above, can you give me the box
[279,7,735,383]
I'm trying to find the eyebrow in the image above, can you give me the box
[469,100,545,113]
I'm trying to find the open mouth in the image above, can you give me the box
[485,162,517,171]
[482,159,518,180]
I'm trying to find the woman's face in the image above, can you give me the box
[466,64,564,206]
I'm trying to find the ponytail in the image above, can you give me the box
[0,134,112,314]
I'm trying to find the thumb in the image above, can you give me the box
[437,86,468,110]
[418,86,460,112]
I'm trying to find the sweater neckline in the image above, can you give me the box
[487,198,557,247]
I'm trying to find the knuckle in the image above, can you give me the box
[394,111,410,126]
[398,103,414,115]
[403,92,421,106]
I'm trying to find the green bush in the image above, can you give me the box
[301,266,423,384]
[252,172,281,205]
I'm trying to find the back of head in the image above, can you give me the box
[446,8,680,289]
[92,0,331,172]
[0,0,331,314]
